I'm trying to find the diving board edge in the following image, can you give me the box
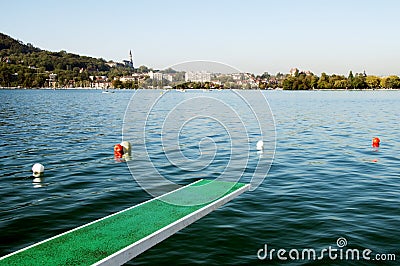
[94,183,250,266]
[0,179,204,262]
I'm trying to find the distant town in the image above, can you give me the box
[1,33,400,90]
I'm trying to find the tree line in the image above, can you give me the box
[279,69,400,90]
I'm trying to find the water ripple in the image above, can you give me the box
[0,90,399,265]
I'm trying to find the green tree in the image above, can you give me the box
[353,73,366,89]
[282,76,295,90]
[365,75,381,89]
[112,79,123,89]
[309,75,319,89]
[347,70,355,89]
[258,82,266,89]
[317,73,331,89]
[260,72,271,80]
[381,75,400,89]
[137,65,151,73]
[333,80,349,89]
[348,70,354,80]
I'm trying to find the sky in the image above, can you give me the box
[1,0,400,76]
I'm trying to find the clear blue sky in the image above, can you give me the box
[1,0,399,76]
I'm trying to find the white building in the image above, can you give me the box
[148,71,173,82]
[231,73,244,80]
[163,74,173,82]
[185,71,211,82]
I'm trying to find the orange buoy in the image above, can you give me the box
[372,137,380,148]
[114,144,124,158]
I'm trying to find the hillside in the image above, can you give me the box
[0,33,133,88]
[0,33,41,54]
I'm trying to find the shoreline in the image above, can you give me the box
[1,87,399,91]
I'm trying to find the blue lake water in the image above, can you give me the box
[0,89,399,265]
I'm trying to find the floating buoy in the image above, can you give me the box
[114,144,124,158]
[114,141,132,161]
[32,163,44,177]
[256,140,264,151]
[120,141,132,156]
[372,137,380,148]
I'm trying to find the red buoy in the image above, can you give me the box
[114,144,124,158]
[372,137,380,148]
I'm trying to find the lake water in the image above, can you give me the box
[0,89,399,265]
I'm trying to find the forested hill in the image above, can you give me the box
[0,33,41,53]
[0,33,134,88]
[0,32,110,72]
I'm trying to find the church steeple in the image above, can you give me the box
[129,50,133,68]
[123,50,134,68]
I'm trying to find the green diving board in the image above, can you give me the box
[0,179,249,266]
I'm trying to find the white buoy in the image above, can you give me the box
[256,140,264,151]
[32,163,44,177]
[120,141,132,156]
